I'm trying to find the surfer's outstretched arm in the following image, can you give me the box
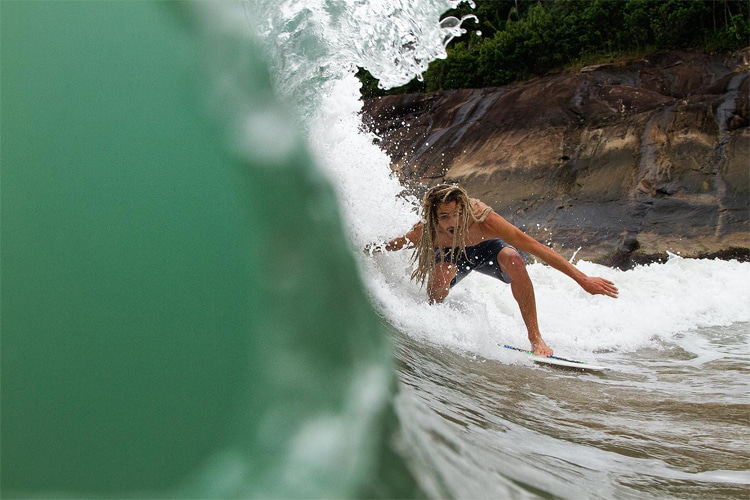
[482,212,619,298]
[365,224,423,254]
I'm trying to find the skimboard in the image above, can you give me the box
[502,345,610,372]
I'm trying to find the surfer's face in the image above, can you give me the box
[436,200,461,237]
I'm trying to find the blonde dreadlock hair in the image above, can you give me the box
[410,183,489,288]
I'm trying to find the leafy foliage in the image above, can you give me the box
[358,0,749,97]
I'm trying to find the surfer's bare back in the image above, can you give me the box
[367,183,619,357]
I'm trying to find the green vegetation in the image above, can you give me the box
[358,0,749,97]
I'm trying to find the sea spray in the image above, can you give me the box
[309,74,420,249]
[241,0,477,118]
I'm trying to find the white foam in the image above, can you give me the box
[309,74,420,250]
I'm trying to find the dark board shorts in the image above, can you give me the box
[435,238,516,287]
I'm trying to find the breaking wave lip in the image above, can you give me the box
[241,0,479,120]
[232,0,482,246]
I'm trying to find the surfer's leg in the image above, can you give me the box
[497,247,553,357]
[428,262,457,304]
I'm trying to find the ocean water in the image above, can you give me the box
[366,248,750,498]
[2,1,748,499]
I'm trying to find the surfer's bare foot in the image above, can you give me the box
[531,337,553,357]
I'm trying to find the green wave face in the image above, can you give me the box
[1,2,408,498]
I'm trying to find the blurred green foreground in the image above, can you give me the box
[1,2,417,498]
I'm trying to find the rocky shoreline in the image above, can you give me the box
[361,49,749,268]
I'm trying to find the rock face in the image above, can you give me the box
[362,50,750,268]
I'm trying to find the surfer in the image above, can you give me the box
[367,183,619,357]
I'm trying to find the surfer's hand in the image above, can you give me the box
[531,337,553,357]
[580,276,619,298]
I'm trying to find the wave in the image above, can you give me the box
[4,1,747,498]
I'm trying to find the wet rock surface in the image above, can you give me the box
[362,50,749,268]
